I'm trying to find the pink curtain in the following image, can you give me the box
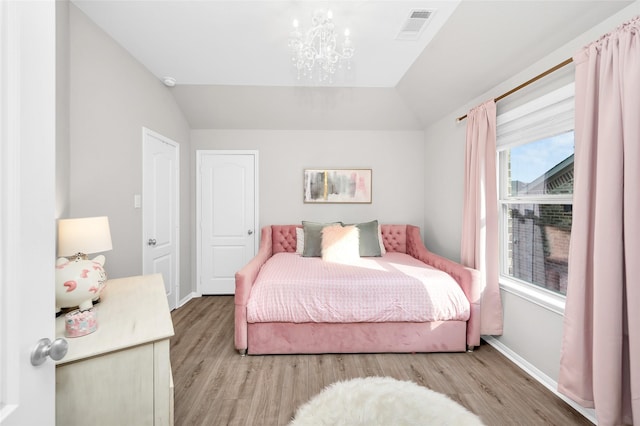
[558,16,640,426]
[461,100,503,336]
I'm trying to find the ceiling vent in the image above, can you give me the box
[396,9,434,40]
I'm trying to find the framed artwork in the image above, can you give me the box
[303,169,372,204]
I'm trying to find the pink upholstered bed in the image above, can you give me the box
[234,224,481,355]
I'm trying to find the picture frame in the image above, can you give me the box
[303,169,372,204]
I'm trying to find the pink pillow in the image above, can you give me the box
[321,225,360,263]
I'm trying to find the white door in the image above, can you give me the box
[142,128,180,310]
[197,151,258,295]
[0,1,59,424]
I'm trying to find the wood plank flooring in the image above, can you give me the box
[170,296,591,426]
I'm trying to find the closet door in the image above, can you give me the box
[142,127,180,310]
[197,151,258,295]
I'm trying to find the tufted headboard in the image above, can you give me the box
[271,225,300,254]
[270,224,409,254]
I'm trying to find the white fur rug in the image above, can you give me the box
[289,376,485,426]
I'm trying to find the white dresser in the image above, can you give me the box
[55,274,175,426]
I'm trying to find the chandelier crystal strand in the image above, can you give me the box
[289,9,354,83]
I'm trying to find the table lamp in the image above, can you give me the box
[55,216,113,313]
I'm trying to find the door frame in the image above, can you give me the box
[195,150,259,296]
[142,127,180,310]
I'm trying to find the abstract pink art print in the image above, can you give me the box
[303,169,372,203]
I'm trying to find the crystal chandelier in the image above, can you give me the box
[289,10,354,83]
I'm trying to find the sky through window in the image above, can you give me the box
[510,131,574,184]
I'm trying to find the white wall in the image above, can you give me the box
[422,0,640,394]
[56,0,70,219]
[68,5,192,299]
[174,85,423,131]
[422,120,465,263]
[191,129,425,226]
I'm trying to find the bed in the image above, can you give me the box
[234,222,481,355]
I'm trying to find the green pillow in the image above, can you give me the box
[302,221,341,257]
[345,220,382,257]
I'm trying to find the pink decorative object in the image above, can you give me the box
[65,308,98,337]
[55,255,107,312]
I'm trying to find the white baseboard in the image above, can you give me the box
[177,292,199,309]
[482,336,597,425]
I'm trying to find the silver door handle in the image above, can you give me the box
[148,238,157,246]
[247,230,253,235]
[31,338,68,366]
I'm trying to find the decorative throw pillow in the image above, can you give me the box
[344,220,382,257]
[378,223,386,255]
[295,227,304,254]
[321,225,360,263]
[302,221,341,257]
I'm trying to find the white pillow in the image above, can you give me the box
[378,224,386,255]
[321,224,360,263]
[296,227,304,254]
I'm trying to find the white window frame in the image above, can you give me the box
[496,83,575,315]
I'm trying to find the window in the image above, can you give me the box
[497,84,574,297]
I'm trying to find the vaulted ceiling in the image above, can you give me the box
[72,0,634,130]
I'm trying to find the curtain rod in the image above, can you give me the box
[456,57,574,122]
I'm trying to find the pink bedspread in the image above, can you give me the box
[246,252,470,324]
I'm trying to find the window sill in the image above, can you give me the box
[499,278,566,316]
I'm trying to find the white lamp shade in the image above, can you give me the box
[57,216,113,257]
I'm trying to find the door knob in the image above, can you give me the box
[31,337,68,366]
[148,238,157,246]
[247,230,253,235]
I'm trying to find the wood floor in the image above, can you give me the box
[170,296,590,426]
